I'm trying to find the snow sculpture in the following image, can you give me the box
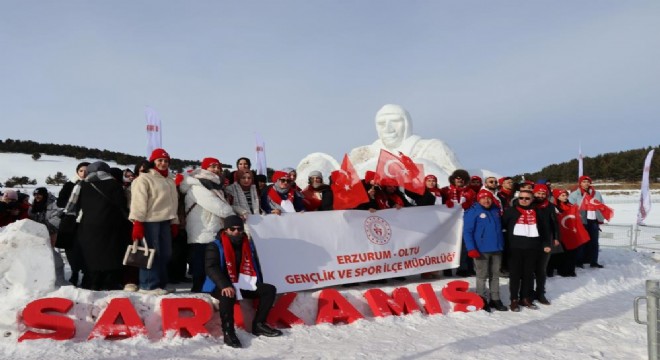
[296,104,463,188]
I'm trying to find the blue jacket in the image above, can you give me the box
[463,203,504,253]
[201,238,264,293]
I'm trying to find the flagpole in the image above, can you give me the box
[637,149,655,225]
[578,142,583,179]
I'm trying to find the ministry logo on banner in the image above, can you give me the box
[364,216,392,245]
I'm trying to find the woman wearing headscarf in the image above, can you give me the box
[76,161,129,290]
[224,169,261,219]
[29,187,66,286]
[129,148,179,295]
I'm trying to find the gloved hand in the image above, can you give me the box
[132,221,144,242]
[171,224,179,239]
[445,199,454,208]
[467,249,481,259]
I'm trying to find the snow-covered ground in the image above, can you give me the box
[1,152,659,359]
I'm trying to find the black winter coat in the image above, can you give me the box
[501,205,553,250]
[76,179,130,272]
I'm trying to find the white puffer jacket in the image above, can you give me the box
[179,169,235,244]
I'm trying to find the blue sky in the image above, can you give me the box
[2,1,659,176]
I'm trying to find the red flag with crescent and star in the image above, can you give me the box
[373,149,425,195]
[331,154,369,210]
[580,193,614,222]
[557,204,590,250]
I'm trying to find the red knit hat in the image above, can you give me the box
[533,184,548,194]
[471,175,482,182]
[271,170,288,183]
[578,175,592,184]
[498,176,512,186]
[552,188,568,199]
[424,174,437,182]
[364,170,376,184]
[149,148,170,162]
[201,157,221,170]
[381,178,399,187]
[476,189,492,200]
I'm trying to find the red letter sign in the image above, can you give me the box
[315,289,364,325]
[416,283,443,315]
[161,298,212,338]
[364,288,420,317]
[267,292,305,328]
[441,280,484,312]
[18,298,75,342]
[88,298,147,340]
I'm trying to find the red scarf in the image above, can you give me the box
[556,201,572,213]
[156,167,169,177]
[513,206,539,237]
[220,232,257,284]
[268,186,295,205]
[516,207,537,224]
[428,187,441,197]
[447,185,465,201]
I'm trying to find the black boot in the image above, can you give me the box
[252,322,283,337]
[489,299,508,311]
[480,297,491,312]
[221,315,242,348]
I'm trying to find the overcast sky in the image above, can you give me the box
[2,1,659,176]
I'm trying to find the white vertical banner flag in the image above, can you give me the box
[145,107,162,156]
[637,149,654,225]
[255,132,267,176]
[578,142,583,178]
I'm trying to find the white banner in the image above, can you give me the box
[145,107,162,156]
[247,206,463,293]
[255,132,267,176]
[637,149,654,225]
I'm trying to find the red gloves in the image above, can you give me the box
[132,221,144,242]
[445,199,454,208]
[171,224,179,239]
[467,249,481,259]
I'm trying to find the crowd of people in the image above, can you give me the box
[0,149,609,347]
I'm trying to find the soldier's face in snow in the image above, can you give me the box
[376,113,405,148]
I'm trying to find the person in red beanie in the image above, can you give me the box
[129,148,180,295]
[261,170,304,214]
[463,189,506,312]
[530,184,560,305]
[179,155,235,292]
[468,175,483,194]
[552,188,577,277]
[568,175,606,268]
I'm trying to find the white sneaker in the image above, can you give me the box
[123,283,138,292]
[138,288,169,296]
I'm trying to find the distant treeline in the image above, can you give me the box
[0,138,201,172]
[521,145,660,183]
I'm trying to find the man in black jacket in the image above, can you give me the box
[502,190,552,312]
[203,215,282,348]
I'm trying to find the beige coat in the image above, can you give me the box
[129,169,179,224]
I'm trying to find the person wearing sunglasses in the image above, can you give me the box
[502,189,553,312]
[203,215,282,348]
[482,176,502,211]
[261,170,304,215]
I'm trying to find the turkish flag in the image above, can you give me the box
[331,154,369,210]
[374,150,426,195]
[580,193,614,221]
[557,204,590,250]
